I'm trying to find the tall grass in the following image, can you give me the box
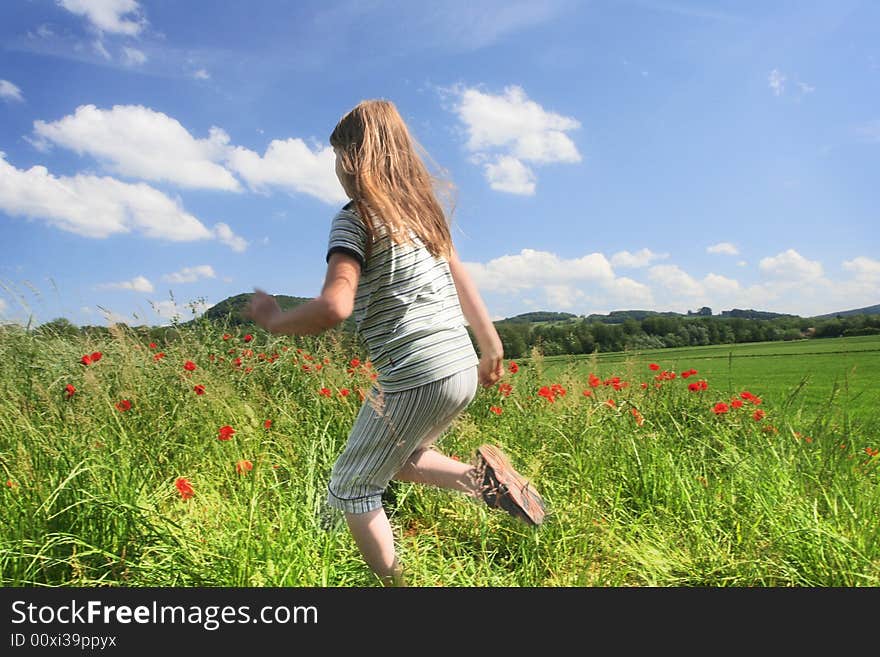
[1,324,877,587]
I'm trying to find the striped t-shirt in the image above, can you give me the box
[326,202,479,393]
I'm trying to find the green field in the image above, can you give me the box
[533,335,880,432]
[1,326,878,587]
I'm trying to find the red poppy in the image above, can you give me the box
[752,409,765,421]
[154,352,165,361]
[115,399,132,412]
[588,373,601,388]
[538,386,555,402]
[302,364,311,372]
[243,334,253,342]
[340,388,350,397]
[80,354,92,366]
[223,334,232,341]
[319,387,332,397]
[731,399,744,409]
[866,447,879,457]
[350,358,361,368]
[264,419,272,429]
[65,384,76,398]
[631,408,644,426]
[582,390,593,397]
[175,477,194,500]
[649,363,660,371]
[490,406,503,415]
[605,399,616,408]
[193,384,206,395]
[218,425,235,441]
[149,342,157,349]
[550,383,566,397]
[498,383,513,397]
[236,459,254,475]
[241,349,254,358]
[90,352,102,363]
[712,402,729,415]
[508,361,519,374]
[6,479,18,489]
[233,357,242,368]
[640,382,648,389]
[184,360,197,372]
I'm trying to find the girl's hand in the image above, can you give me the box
[477,352,504,387]
[244,289,281,332]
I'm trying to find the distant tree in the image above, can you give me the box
[36,317,80,339]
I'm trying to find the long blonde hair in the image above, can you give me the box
[329,99,455,260]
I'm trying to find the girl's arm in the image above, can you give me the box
[245,253,360,335]
[447,247,504,386]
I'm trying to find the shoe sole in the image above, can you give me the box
[477,444,546,526]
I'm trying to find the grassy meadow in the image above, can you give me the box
[1,325,878,587]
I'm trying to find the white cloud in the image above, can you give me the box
[92,39,111,60]
[212,223,248,252]
[455,85,580,161]
[605,277,654,306]
[483,156,535,195]
[0,80,24,103]
[226,139,347,204]
[150,298,209,322]
[465,249,615,293]
[759,249,823,281]
[0,154,242,250]
[707,242,739,255]
[468,248,876,318]
[768,69,785,96]
[702,273,741,295]
[58,0,146,36]
[797,81,815,94]
[842,256,880,281]
[450,84,581,194]
[162,265,216,284]
[544,284,585,310]
[648,264,704,297]
[193,68,210,80]
[122,46,147,66]
[611,248,668,268]
[857,120,880,143]
[0,298,7,313]
[99,275,154,292]
[33,104,241,191]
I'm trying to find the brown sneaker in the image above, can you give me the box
[476,444,546,526]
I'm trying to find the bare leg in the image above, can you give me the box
[394,447,481,496]
[344,508,405,587]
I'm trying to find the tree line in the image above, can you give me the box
[480,313,880,359]
[13,309,880,361]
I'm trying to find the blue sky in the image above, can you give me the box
[1,0,878,327]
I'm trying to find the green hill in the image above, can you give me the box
[500,311,578,323]
[812,304,880,319]
[195,292,357,333]
[199,293,313,327]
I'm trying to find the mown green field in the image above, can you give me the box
[1,326,878,587]
[535,335,880,432]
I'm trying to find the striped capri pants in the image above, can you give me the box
[327,365,478,514]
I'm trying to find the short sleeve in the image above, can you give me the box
[326,206,367,269]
